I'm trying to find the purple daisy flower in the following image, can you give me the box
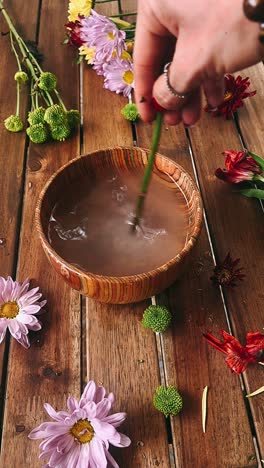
[0,276,46,348]
[29,380,131,467]
[80,10,126,63]
[103,58,134,97]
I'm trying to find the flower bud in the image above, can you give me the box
[4,115,23,132]
[14,71,29,83]
[28,107,46,125]
[38,72,57,92]
[153,385,183,417]
[142,305,171,333]
[44,105,66,126]
[26,123,49,143]
[50,122,71,141]
[121,103,140,122]
[66,109,81,129]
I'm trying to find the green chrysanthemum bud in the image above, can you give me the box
[121,103,140,122]
[142,305,172,333]
[153,385,183,417]
[4,115,23,132]
[44,105,66,126]
[50,122,71,141]
[28,107,46,125]
[66,109,81,129]
[26,123,49,144]
[38,72,57,92]
[14,71,29,83]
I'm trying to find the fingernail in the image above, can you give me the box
[184,124,196,129]
[151,97,167,113]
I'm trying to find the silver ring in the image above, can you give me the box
[163,62,189,99]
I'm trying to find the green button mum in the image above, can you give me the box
[14,71,29,83]
[26,123,49,144]
[121,103,140,122]
[153,385,183,417]
[142,305,171,333]
[38,72,57,92]
[28,107,46,125]
[4,115,23,132]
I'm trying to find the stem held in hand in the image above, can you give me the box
[131,112,163,230]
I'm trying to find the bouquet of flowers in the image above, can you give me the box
[0,0,80,143]
[65,1,136,98]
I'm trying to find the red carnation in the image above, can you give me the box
[215,150,263,184]
[65,19,84,47]
[205,74,256,119]
[203,330,264,374]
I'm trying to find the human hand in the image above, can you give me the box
[133,0,263,126]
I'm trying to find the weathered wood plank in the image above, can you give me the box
[82,1,171,466]
[225,64,264,457]
[0,0,38,403]
[187,79,264,461]
[1,1,81,466]
[136,119,258,467]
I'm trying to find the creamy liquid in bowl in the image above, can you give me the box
[48,169,190,276]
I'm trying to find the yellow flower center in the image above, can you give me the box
[224,91,233,102]
[108,32,115,40]
[123,70,134,85]
[0,301,19,319]
[70,419,94,444]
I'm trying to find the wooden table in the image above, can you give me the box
[0,1,264,467]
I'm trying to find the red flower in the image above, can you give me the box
[65,19,84,47]
[210,252,245,287]
[215,150,262,183]
[205,74,256,119]
[203,330,264,374]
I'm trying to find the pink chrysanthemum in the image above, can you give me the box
[103,58,134,97]
[80,10,126,62]
[0,276,46,348]
[29,380,131,468]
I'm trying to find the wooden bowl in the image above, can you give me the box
[36,147,203,304]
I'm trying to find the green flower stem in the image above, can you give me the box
[10,31,21,71]
[132,112,163,230]
[16,81,20,116]
[53,89,67,112]
[30,79,35,111]
[44,90,54,106]
[39,89,51,107]
[109,12,137,17]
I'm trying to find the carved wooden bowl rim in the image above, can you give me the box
[35,146,203,284]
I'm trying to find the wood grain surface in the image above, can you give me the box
[136,121,258,467]
[0,0,263,467]
[0,1,81,466]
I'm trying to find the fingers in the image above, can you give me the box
[203,77,225,108]
[133,4,173,122]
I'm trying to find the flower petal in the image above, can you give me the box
[102,412,126,428]
[90,437,107,468]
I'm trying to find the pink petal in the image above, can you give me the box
[0,325,7,344]
[80,380,96,404]
[81,401,97,419]
[96,399,111,419]
[90,438,107,468]
[106,450,120,468]
[109,432,131,448]
[94,386,106,403]
[67,396,79,413]
[15,333,30,349]
[28,422,68,439]
[78,444,90,468]
[91,419,116,439]
[19,286,39,303]
[102,412,126,428]
[2,277,14,302]
[44,403,69,422]
[21,305,41,314]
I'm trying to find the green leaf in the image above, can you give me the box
[240,188,264,199]
[248,151,264,171]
